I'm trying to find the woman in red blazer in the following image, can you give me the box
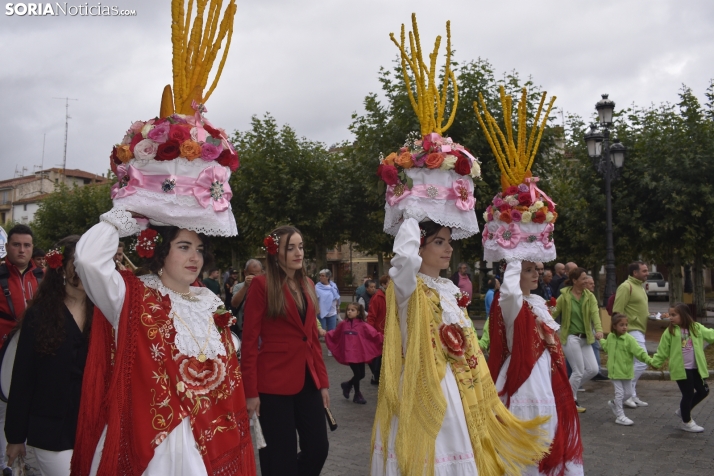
[242,225,330,476]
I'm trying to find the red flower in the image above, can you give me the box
[549,297,557,308]
[128,132,143,152]
[263,235,279,255]
[498,203,511,213]
[439,323,468,357]
[456,292,470,308]
[45,249,64,269]
[517,192,532,206]
[155,139,181,161]
[110,145,121,166]
[467,355,478,369]
[547,200,555,212]
[377,164,400,186]
[453,154,471,176]
[500,210,513,224]
[168,124,191,143]
[216,149,240,172]
[504,185,519,195]
[213,310,236,329]
[533,210,546,224]
[422,134,435,152]
[203,123,226,139]
[136,228,159,258]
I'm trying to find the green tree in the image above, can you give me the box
[229,114,347,272]
[32,182,113,250]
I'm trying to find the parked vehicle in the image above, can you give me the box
[645,272,669,300]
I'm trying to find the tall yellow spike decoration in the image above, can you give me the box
[473,86,556,190]
[390,14,458,136]
[160,0,237,116]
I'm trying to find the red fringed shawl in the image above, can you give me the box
[487,294,583,476]
[71,271,255,476]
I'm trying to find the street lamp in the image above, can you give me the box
[584,94,627,304]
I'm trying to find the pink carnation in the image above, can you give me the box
[200,142,223,161]
[493,197,504,208]
[147,123,170,143]
[511,209,522,222]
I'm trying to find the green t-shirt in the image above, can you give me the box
[203,277,221,296]
[568,294,585,335]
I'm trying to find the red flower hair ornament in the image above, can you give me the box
[45,248,64,270]
[213,306,237,329]
[134,228,161,258]
[263,233,280,255]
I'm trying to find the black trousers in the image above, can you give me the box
[368,355,382,383]
[676,368,709,422]
[349,362,365,393]
[258,373,329,476]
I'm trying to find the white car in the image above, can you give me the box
[645,272,669,300]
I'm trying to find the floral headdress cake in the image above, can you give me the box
[378,14,481,240]
[475,86,558,262]
[110,0,239,237]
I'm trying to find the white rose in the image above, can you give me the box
[133,139,159,161]
[440,155,457,170]
[528,204,539,213]
[546,212,554,223]
[493,210,501,221]
[141,123,155,138]
[534,200,544,209]
[506,196,519,207]
[470,162,481,178]
[521,211,532,223]
[483,210,489,221]
[190,127,198,141]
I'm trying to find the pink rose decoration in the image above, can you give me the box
[147,123,170,143]
[133,139,159,161]
[511,209,522,222]
[129,121,145,134]
[128,132,143,152]
[200,142,223,161]
[493,197,504,208]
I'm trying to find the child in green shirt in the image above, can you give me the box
[599,313,653,426]
[651,303,714,433]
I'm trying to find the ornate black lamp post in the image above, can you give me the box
[584,94,626,303]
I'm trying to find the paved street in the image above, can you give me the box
[257,342,714,475]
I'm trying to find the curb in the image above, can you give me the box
[600,369,714,381]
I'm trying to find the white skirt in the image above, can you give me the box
[495,352,583,476]
[371,366,478,476]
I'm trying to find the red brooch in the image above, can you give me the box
[45,248,64,269]
[455,291,471,308]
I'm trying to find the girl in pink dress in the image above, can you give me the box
[326,303,383,404]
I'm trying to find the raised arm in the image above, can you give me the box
[388,217,422,347]
[499,261,524,327]
[74,209,141,328]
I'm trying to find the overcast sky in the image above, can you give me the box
[1,0,712,181]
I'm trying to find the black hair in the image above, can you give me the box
[145,225,214,275]
[346,302,367,322]
[32,248,46,258]
[628,261,645,276]
[487,278,496,290]
[7,224,34,241]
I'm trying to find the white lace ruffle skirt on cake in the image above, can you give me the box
[371,366,478,476]
[495,352,584,476]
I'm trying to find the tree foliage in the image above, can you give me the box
[32,183,113,250]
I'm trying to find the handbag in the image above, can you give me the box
[324,407,337,431]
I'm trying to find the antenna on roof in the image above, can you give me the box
[52,97,78,175]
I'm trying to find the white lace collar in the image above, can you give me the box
[140,274,227,360]
[524,293,560,332]
[417,273,472,328]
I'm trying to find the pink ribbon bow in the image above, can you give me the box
[194,166,232,212]
[540,223,554,249]
[452,178,475,211]
[525,176,556,209]
[495,223,522,249]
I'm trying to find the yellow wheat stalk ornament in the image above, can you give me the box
[473,86,556,191]
[160,0,237,117]
[390,14,458,137]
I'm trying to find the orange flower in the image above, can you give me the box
[395,151,414,169]
[179,140,202,161]
[515,205,529,212]
[500,210,513,224]
[425,152,445,169]
[383,152,397,166]
[115,145,133,163]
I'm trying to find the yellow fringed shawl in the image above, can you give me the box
[372,279,551,476]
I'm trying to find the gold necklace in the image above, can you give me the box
[161,279,199,302]
[172,310,213,362]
